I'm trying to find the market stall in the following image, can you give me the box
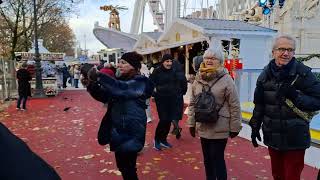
[15,39,65,96]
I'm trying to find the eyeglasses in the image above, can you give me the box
[204,57,219,61]
[274,48,295,53]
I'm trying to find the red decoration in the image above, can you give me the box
[224,59,243,79]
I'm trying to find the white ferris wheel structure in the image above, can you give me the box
[130,0,217,34]
[93,0,217,51]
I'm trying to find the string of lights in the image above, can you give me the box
[258,0,286,15]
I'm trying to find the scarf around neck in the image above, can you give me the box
[199,62,223,81]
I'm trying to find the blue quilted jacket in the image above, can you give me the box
[87,73,154,152]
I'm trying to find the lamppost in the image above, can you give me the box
[33,0,45,97]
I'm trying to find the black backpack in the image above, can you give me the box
[194,74,226,123]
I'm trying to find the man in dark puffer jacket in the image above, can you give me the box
[249,35,320,180]
[82,52,154,180]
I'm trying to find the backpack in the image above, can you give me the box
[194,74,226,123]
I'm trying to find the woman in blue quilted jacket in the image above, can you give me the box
[82,52,154,180]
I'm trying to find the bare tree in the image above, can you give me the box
[0,0,80,59]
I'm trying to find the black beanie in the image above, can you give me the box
[161,54,173,62]
[120,51,142,70]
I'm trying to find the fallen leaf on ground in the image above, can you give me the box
[78,154,94,159]
[32,127,40,131]
[244,161,254,165]
[264,156,270,159]
[99,169,108,173]
[157,175,166,180]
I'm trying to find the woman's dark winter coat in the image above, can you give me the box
[150,62,187,121]
[250,58,320,150]
[87,73,154,153]
[16,68,32,97]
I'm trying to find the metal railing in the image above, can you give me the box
[0,58,17,102]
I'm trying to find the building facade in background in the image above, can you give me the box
[216,0,320,55]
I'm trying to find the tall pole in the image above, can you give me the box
[33,0,45,97]
[141,5,145,33]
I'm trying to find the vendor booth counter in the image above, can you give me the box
[30,77,58,96]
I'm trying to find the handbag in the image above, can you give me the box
[97,103,113,145]
[285,75,319,122]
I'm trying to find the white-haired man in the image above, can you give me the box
[249,35,320,180]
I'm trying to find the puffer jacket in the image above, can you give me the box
[87,73,154,153]
[150,64,187,97]
[249,58,320,150]
[187,68,242,139]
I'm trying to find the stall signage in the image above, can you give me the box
[15,52,64,61]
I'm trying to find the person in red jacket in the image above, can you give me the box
[99,62,115,78]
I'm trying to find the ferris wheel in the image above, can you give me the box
[130,0,216,34]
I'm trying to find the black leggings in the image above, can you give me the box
[200,138,228,180]
[115,152,138,180]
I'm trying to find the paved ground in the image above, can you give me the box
[0,90,318,180]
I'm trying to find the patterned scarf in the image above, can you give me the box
[199,62,221,81]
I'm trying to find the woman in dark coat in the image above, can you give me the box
[82,52,154,180]
[150,54,187,150]
[16,62,32,110]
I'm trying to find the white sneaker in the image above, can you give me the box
[147,118,152,123]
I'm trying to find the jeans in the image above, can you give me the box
[200,138,228,180]
[74,79,79,88]
[145,98,151,120]
[115,152,138,180]
[268,147,305,180]
[17,95,28,109]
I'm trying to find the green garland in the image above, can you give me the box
[296,54,320,62]
[296,54,320,80]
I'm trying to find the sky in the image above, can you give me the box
[68,0,218,55]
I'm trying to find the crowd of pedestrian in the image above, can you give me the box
[9,34,320,180]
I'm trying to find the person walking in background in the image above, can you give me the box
[73,65,81,88]
[82,51,154,180]
[170,53,188,139]
[68,64,75,87]
[249,34,320,180]
[187,47,242,180]
[140,62,153,123]
[99,62,115,78]
[16,62,32,111]
[61,63,70,88]
[150,54,187,150]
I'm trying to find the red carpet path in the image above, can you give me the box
[0,91,318,180]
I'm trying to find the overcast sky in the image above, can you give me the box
[68,0,218,55]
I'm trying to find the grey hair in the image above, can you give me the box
[272,34,296,50]
[203,47,224,64]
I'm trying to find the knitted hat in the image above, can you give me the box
[120,51,142,70]
[161,54,173,62]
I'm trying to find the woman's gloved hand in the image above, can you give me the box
[229,132,239,138]
[88,67,99,82]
